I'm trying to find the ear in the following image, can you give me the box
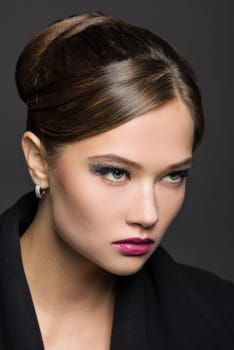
[21,131,49,189]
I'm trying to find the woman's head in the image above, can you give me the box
[22,99,194,276]
[16,12,204,157]
[19,13,202,275]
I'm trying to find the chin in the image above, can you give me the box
[104,258,147,276]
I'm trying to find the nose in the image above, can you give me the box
[126,183,159,229]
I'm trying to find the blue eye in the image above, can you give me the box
[162,169,191,184]
[90,164,130,182]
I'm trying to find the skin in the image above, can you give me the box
[20,98,194,349]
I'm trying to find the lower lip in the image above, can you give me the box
[113,243,153,256]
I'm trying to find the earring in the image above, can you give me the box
[35,184,46,199]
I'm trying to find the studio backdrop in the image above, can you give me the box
[1,0,233,282]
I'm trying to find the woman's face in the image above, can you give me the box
[47,99,194,275]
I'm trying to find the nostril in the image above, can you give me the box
[141,219,158,230]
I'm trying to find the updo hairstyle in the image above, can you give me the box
[15,12,204,157]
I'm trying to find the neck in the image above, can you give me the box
[20,198,116,315]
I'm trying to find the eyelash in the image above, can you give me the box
[162,169,191,184]
[90,164,191,184]
[90,164,130,182]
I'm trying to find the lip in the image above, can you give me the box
[113,237,154,256]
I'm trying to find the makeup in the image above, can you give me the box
[89,163,131,183]
[90,163,130,178]
[113,238,154,256]
[44,98,194,275]
[162,168,191,184]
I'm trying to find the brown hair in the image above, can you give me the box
[15,12,204,156]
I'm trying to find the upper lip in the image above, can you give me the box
[113,238,154,244]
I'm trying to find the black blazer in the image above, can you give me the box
[0,192,234,349]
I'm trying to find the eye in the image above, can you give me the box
[90,164,130,183]
[162,169,191,184]
[105,168,128,181]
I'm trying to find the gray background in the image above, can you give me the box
[1,0,233,281]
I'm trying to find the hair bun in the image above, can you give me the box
[14,12,203,154]
[15,12,108,104]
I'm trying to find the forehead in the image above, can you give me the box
[59,99,194,168]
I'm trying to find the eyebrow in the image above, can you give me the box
[87,154,193,171]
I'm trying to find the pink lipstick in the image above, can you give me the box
[113,238,154,256]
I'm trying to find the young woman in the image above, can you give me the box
[0,12,233,350]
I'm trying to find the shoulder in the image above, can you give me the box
[176,259,234,297]
[0,192,38,259]
[146,246,234,346]
[172,258,234,320]
[148,245,234,296]
[0,192,37,232]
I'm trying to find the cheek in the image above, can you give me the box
[157,184,186,227]
[52,182,97,231]
[49,166,121,236]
